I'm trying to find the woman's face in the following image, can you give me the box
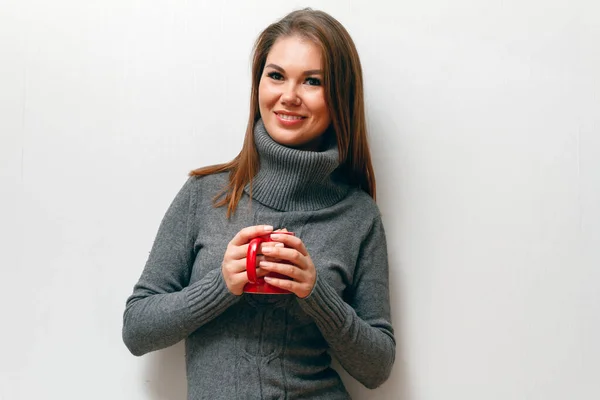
[258,35,331,151]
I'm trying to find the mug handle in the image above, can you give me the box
[246,237,265,284]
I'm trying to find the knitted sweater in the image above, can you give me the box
[122,120,395,399]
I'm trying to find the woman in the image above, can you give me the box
[123,8,395,399]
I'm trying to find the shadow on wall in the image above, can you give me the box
[143,342,187,400]
[332,111,411,400]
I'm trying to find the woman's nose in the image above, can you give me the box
[280,84,301,106]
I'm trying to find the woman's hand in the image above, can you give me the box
[222,225,276,295]
[259,233,317,298]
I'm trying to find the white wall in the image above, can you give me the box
[1,0,598,399]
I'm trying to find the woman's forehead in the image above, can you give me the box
[265,36,323,70]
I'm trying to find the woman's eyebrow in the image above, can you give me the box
[265,63,323,76]
[265,63,285,72]
[303,69,323,76]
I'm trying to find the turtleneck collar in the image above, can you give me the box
[245,119,349,211]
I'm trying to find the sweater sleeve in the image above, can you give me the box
[297,216,395,389]
[122,178,240,356]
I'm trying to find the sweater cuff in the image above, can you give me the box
[184,269,240,327]
[297,273,350,335]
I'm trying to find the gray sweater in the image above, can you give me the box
[123,120,395,399]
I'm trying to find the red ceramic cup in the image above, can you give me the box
[244,232,294,295]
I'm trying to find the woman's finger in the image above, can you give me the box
[263,275,312,299]
[268,233,308,256]
[229,225,274,246]
[225,243,249,260]
[223,259,247,274]
[255,266,270,278]
[261,246,305,268]
[259,260,303,280]
[226,239,284,261]
[255,251,283,264]
[229,271,250,289]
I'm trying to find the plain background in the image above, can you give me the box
[1,0,598,399]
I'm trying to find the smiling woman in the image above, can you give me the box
[259,36,332,151]
[122,8,395,400]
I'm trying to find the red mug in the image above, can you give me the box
[243,232,294,294]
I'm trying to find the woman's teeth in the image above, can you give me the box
[278,114,303,120]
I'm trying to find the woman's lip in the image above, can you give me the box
[275,111,306,117]
[274,112,306,126]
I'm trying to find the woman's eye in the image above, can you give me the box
[267,72,284,80]
[305,77,321,86]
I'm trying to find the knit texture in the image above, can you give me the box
[249,119,349,211]
[123,120,395,399]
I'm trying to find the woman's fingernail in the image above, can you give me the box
[264,225,274,231]
[274,243,284,247]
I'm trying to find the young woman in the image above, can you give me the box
[123,8,395,399]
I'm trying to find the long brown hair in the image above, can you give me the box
[190,8,376,217]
